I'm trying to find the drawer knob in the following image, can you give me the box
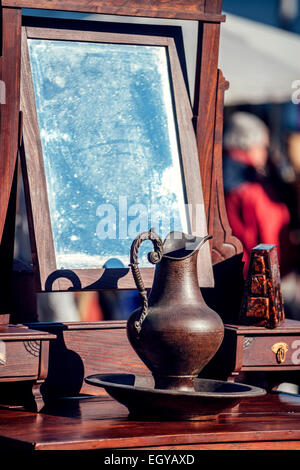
[271,342,288,363]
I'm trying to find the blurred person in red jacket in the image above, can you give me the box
[223,111,291,277]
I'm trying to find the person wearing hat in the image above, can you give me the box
[223,111,291,276]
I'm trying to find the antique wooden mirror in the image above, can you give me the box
[20,14,212,294]
[0,1,243,326]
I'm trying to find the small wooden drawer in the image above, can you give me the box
[0,325,56,382]
[0,339,40,379]
[0,325,56,411]
[201,320,300,382]
[243,336,300,367]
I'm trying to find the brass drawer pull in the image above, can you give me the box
[271,342,288,364]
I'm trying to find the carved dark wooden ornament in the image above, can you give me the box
[239,244,285,329]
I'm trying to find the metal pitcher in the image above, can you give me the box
[127,228,224,391]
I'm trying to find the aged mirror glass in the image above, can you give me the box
[28,38,188,270]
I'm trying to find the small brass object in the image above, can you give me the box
[271,342,288,364]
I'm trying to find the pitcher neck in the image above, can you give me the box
[148,253,202,306]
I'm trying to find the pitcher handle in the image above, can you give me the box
[129,228,163,333]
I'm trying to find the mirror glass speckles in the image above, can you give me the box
[28,39,188,269]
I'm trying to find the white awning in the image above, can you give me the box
[220,14,300,105]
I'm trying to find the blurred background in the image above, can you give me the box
[220,0,300,321]
[14,0,300,322]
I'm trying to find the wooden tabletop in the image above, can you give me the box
[1,392,300,450]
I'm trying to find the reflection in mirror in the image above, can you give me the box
[28,39,188,270]
[36,289,142,322]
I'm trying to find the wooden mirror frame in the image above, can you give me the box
[20,18,213,292]
[0,0,243,323]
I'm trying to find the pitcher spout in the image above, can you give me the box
[162,231,212,260]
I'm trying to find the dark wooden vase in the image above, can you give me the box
[127,229,224,392]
